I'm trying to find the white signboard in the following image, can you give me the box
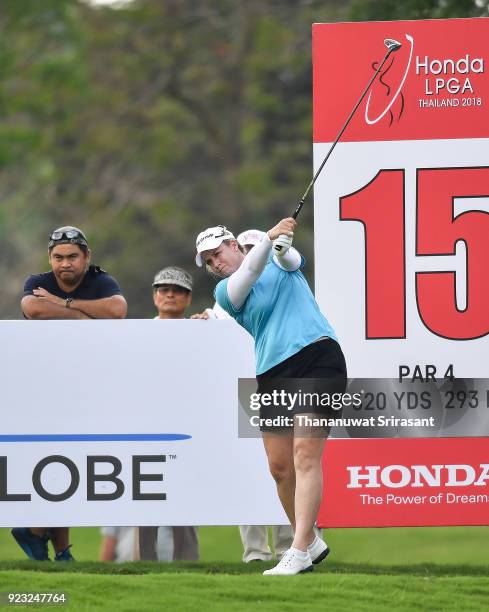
[313,18,489,378]
[0,320,287,527]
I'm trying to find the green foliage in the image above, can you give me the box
[349,0,489,20]
[0,0,485,317]
[0,0,349,317]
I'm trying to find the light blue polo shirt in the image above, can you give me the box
[214,254,337,375]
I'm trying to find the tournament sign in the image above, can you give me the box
[312,18,489,527]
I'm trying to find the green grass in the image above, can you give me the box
[2,525,489,564]
[1,567,488,611]
[0,527,244,563]
[1,527,488,611]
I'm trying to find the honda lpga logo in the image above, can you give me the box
[365,33,414,126]
[347,464,489,489]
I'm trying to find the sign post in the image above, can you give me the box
[313,18,489,527]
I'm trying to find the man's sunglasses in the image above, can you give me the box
[154,285,190,295]
[48,229,88,248]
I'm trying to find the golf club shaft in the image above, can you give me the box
[292,47,395,220]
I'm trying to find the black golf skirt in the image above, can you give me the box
[255,338,347,432]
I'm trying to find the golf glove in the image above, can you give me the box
[273,234,293,255]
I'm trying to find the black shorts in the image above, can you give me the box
[256,338,347,432]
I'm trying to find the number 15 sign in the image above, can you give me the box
[313,17,489,378]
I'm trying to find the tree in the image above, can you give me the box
[349,0,488,20]
[0,0,348,317]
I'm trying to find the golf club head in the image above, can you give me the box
[384,38,402,53]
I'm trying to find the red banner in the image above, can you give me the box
[318,438,489,527]
[313,18,489,143]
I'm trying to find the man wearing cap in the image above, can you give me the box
[11,226,127,562]
[192,229,294,563]
[20,226,127,321]
[137,266,199,562]
[152,266,193,320]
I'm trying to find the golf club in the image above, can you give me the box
[274,37,402,252]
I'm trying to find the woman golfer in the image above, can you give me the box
[195,218,346,575]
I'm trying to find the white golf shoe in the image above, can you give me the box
[307,536,330,565]
[262,547,313,575]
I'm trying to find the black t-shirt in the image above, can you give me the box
[23,266,122,301]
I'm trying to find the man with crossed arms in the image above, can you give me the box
[11,226,126,561]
